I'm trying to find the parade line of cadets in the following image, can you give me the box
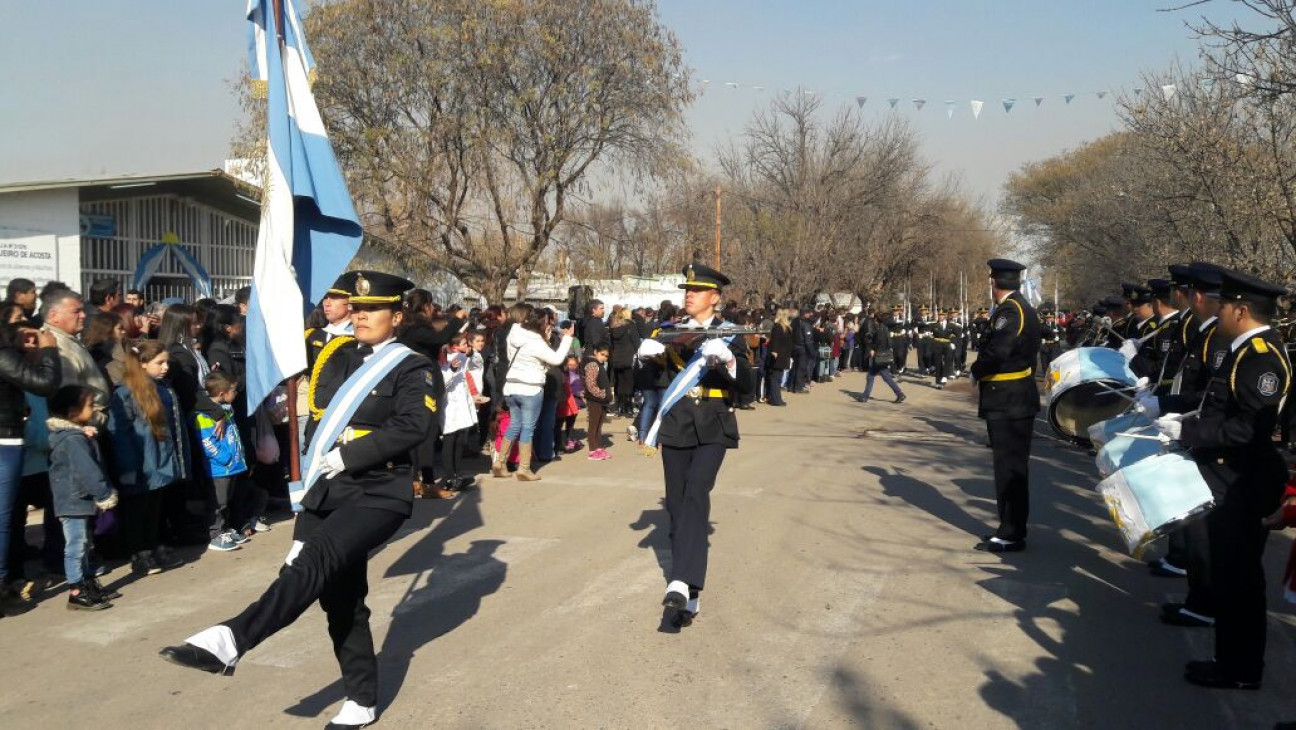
[0,274,885,616]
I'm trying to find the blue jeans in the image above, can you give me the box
[504,392,544,444]
[59,516,91,585]
[0,444,23,582]
[535,396,558,460]
[637,388,663,438]
[863,363,904,399]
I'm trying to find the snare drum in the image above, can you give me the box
[1096,451,1214,558]
[1095,432,1162,479]
[1088,410,1154,451]
[1045,347,1137,444]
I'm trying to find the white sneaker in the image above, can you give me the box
[627,424,638,442]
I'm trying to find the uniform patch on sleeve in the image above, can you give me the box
[425,371,435,387]
[993,316,1008,331]
[1212,351,1226,370]
[425,395,438,412]
[1258,372,1280,397]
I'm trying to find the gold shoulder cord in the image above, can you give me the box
[309,335,356,420]
[1005,298,1025,337]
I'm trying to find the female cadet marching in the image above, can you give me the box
[159,271,436,730]
[636,264,755,626]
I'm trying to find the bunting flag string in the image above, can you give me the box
[944,100,956,118]
[1033,96,1044,107]
[1063,93,1075,104]
[1002,98,1016,113]
[970,99,984,119]
[887,97,900,109]
[856,95,867,108]
[913,98,926,111]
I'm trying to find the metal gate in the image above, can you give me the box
[79,194,256,302]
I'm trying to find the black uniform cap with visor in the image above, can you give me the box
[1208,268,1286,304]
[339,271,416,309]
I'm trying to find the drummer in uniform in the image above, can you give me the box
[635,264,755,626]
[1139,262,1227,616]
[160,271,437,729]
[1126,278,1185,393]
[1151,268,1291,690]
[971,259,1042,553]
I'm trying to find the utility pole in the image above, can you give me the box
[713,187,722,268]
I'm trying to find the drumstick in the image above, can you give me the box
[1092,380,1138,403]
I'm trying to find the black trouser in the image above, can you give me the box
[765,367,786,406]
[1039,343,1061,372]
[891,340,908,373]
[8,473,63,576]
[207,476,244,541]
[612,366,635,413]
[790,351,810,391]
[222,506,405,707]
[559,415,577,447]
[1163,526,1189,569]
[863,363,903,399]
[414,415,443,485]
[119,487,167,555]
[662,443,727,591]
[986,417,1033,541]
[933,341,952,380]
[442,428,467,478]
[1180,517,1214,616]
[1207,492,1271,681]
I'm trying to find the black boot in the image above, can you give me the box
[67,582,112,611]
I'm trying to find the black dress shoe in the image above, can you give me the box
[1148,558,1187,578]
[325,723,372,729]
[670,609,697,629]
[974,538,1026,553]
[894,394,906,403]
[1184,660,1259,690]
[159,644,236,676]
[1161,607,1214,628]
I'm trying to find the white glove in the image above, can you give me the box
[95,488,118,511]
[321,448,346,480]
[1153,415,1183,442]
[637,339,666,360]
[949,343,956,351]
[1118,339,1139,361]
[1135,393,1160,419]
[699,338,735,365]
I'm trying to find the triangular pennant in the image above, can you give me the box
[887,97,900,109]
[1161,83,1176,100]
[1199,78,1214,91]
[912,98,926,111]
[970,99,984,119]
[945,100,956,118]
[724,82,739,89]
[1133,87,1143,97]
[1095,90,1108,99]
[1002,98,1016,113]
[855,95,868,108]
[1063,93,1075,104]
[1033,96,1044,107]
[753,85,765,91]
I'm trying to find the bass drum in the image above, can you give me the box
[1096,450,1214,558]
[1044,347,1137,444]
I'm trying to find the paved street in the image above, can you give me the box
[4,369,1296,729]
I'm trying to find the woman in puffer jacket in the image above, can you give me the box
[492,309,573,481]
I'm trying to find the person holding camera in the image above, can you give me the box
[859,310,905,404]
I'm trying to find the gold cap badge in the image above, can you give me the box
[685,265,695,281]
[355,274,370,296]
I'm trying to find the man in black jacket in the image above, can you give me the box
[972,259,1041,553]
[580,299,608,351]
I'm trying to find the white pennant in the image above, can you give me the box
[912,98,926,111]
[855,95,867,108]
[724,81,739,89]
[1096,90,1108,99]
[1160,83,1177,100]
[970,99,984,119]
[1002,98,1016,113]
[1132,87,1143,97]
[944,100,955,118]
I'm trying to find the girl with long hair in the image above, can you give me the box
[108,339,189,576]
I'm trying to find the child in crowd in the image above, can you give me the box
[194,370,249,552]
[582,344,612,460]
[469,331,491,453]
[48,385,119,611]
[109,340,189,576]
[441,334,485,491]
[557,354,583,453]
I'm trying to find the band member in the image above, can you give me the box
[890,305,909,374]
[1125,277,1184,393]
[1138,262,1226,620]
[1039,311,1063,371]
[636,264,755,627]
[972,259,1041,553]
[305,275,355,369]
[930,309,958,388]
[159,271,436,729]
[1152,268,1290,690]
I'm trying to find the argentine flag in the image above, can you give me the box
[244,0,362,412]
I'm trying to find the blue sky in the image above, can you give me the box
[0,1,1257,202]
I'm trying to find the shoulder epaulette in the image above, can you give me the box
[304,328,317,340]
[1251,337,1270,354]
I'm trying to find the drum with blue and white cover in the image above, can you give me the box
[1096,451,1214,557]
[1045,347,1137,443]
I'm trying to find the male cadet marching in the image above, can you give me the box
[971,259,1042,553]
[306,274,355,368]
[971,307,991,351]
[930,308,958,388]
[635,264,755,628]
[161,272,437,730]
[890,305,909,374]
[1137,262,1228,621]
[1148,268,1291,690]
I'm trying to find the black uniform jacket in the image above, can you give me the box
[1180,327,1291,507]
[655,317,756,449]
[1040,322,1062,344]
[1131,310,1185,385]
[971,291,1041,421]
[1160,317,1228,414]
[303,340,438,517]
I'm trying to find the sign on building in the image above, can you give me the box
[0,229,60,287]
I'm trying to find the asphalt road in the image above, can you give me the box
[3,367,1296,729]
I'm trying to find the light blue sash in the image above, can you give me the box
[643,322,735,449]
[288,343,415,511]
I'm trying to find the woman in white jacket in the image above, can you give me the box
[494,309,574,480]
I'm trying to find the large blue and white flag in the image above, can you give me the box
[244,0,363,412]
